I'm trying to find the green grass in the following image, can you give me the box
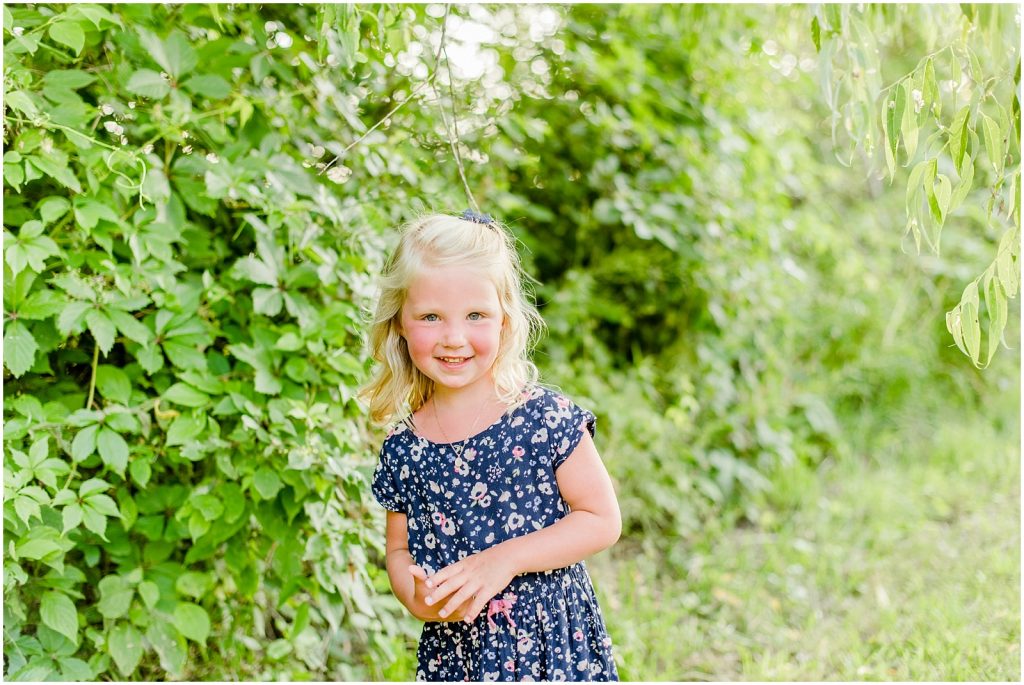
[589,410,1020,680]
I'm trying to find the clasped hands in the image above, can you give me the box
[408,546,517,624]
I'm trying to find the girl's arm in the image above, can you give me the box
[422,431,621,622]
[384,511,472,622]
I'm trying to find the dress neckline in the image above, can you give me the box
[405,403,515,447]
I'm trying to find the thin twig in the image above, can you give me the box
[87,344,99,410]
[441,38,479,212]
[321,4,452,175]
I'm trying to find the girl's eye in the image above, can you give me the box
[467,312,483,321]
[423,314,439,322]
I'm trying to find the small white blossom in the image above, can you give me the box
[266,38,277,50]
[128,101,136,109]
[206,153,219,164]
[326,165,352,183]
[325,53,340,67]
[142,144,154,154]
[13,26,24,36]
[120,136,128,145]
[310,144,325,158]
[182,145,193,154]
[912,89,924,113]
[182,130,190,139]
[274,32,293,49]
[264,21,278,32]
[104,121,124,135]
[101,104,114,115]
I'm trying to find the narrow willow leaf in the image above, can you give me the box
[948,106,971,174]
[934,174,951,225]
[900,82,919,162]
[960,281,981,365]
[40,592,78,644]
[981,113,1004,175]
[811,15,821,52]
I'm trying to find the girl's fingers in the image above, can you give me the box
[438,584,478,619]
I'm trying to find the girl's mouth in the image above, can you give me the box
[437,356,472,366]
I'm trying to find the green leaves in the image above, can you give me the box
[3,321,38,377]
[172,602,211,644]
[126,69,170,99]
[97,427,129,477]
[138,29,198,80]
[40,591,78,644]
[48,20,86,56]
[107,624,144,677]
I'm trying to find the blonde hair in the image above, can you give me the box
[360,213,546,425]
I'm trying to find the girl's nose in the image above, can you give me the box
[440,323,467,347]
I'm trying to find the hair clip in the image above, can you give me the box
[459,209,494,225]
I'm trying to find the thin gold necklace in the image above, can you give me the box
[432,395,486,459]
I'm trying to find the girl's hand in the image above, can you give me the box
[408,565,472,622]
[423,546,518,624]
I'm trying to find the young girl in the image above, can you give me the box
[362,211,621,681]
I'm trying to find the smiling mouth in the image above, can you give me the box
[437,356,471,364]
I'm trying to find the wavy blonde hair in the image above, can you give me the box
[360,213,546,425]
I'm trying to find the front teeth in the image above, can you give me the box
[440,357,465,363]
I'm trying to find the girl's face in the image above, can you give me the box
[399,264,505,399]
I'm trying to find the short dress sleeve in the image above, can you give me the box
[546,392,597,471]
[371,442,407,513]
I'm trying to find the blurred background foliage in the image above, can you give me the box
[2,2,1019,680]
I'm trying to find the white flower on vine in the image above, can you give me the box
[310,144,325,158]
[206,153,219,164]
[142,144,154,154]
[264,21,278,32]
[274,32,293,49]
[182,145,193,154]
[912,89,924,114]
[103,121,124,135]
[326,165,352,183]
[120,136,128,145]
[101,104,114,116]
[128,101,136,109]
[326,53,340,67]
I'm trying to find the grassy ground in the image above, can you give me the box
[380,408,1020,681]
[589,409,1021,681]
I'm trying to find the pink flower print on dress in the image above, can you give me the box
[555,395,570,409]
[573,628,585,641]
[504,658,515,673]
[431,511,456,535]
[511,445,525,460]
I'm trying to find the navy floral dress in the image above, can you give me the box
[372,386,619,681]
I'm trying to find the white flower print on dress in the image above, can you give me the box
[470,482,492,507]
[372,387,617,681]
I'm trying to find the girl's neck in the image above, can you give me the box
[430,378,501,415]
